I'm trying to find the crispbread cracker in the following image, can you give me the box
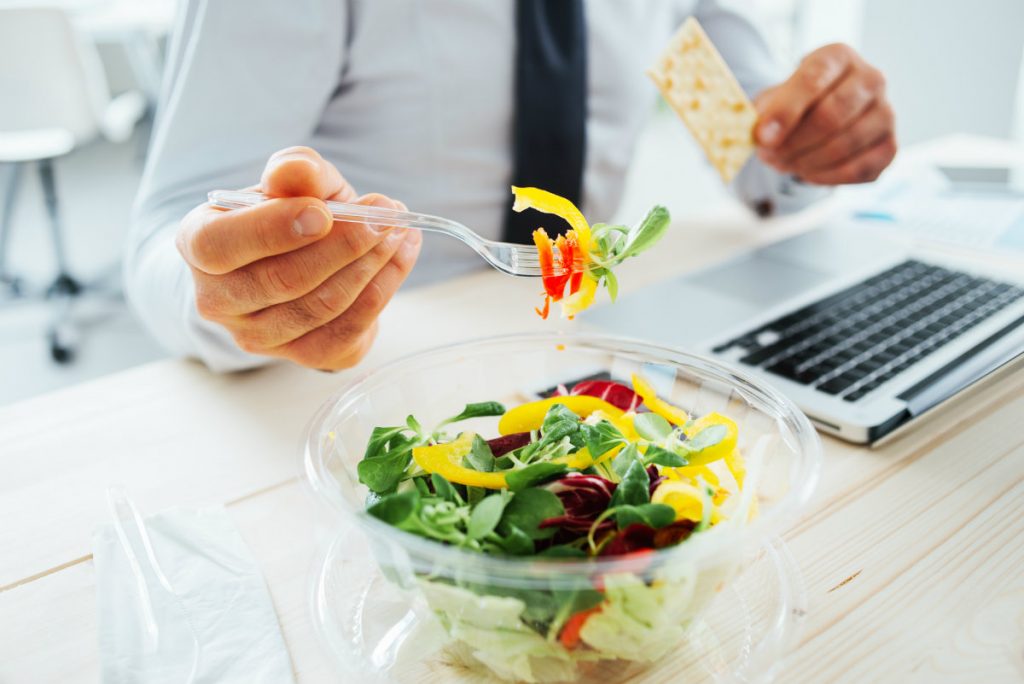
[647,17,758,184]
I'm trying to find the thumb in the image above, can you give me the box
[260,146,357,201]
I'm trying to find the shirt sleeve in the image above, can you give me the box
[689,0,831,215]
[123,0,346,372]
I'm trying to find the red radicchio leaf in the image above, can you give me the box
[599,524,657,557]
[570,380,642,412]
[486,432,531,457]
[539,473,617,535]
[653,520,696,549]
[647,464,666,497]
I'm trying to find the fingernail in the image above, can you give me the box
[386,226,409,243]
[294,205,331,236]
[759,120,782,146]
[360,193,392,208]
[359,193,405,233]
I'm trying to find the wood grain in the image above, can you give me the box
[2,171,1023,682]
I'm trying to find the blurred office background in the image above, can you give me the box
[1,0,1022,403]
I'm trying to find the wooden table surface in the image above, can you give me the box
[2,147,1023,682]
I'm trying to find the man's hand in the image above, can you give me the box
[754,44,896,185]
[176,146,421,370]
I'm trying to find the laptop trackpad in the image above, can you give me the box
[688,252,832,306]
[583,252,830,347]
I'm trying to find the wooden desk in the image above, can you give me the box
[2,177,1023,683]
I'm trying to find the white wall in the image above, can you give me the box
[793,0,1024,144]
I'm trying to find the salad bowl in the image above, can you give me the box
[303,333,821,682]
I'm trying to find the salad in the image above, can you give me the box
[357,374,753,682]
[510,187,671,320]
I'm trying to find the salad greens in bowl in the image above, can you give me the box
[303,334,821,682]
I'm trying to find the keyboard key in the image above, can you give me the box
[764,359,800,380]
[817,372,862,395]
[718,260,1023,400]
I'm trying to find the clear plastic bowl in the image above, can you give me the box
[303,333,821,683]
[311,529,808,684]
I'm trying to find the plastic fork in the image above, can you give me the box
[207,190,543,277]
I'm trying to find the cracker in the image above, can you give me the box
[647,17,758,184]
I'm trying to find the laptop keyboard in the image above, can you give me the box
[712,260,1024,402]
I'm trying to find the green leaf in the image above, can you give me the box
[502,587,560,624]
[603,269,619,302]
[357,447,414,494]
[499,488,564,540]
[643,444,688,467]
[581,420,627,459]
[548,585,606,640]
[406,414,424,436]
[610,458,650,508]
[515,404,579,462]
[367,490,419,526]
[614,503,676,529]
[589,223,628,261]
[611,442,642,479]
[620,205,671,259]
[430,473,459,503]
[558,587,605,615]
[497,525,535,556]
[440,401,506,426]
[493,455,514,470]
[412,478,429,497]
[505,462,568,491]
[633,412,673,442]
[464,435,495,472]
[466,485,486,507]
[359,426,424,494]
[687,424,728,451]
[363,426,408,459]
[539,404,580,446]
[467,493,509,540]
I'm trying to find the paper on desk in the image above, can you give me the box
[94,505,295,684]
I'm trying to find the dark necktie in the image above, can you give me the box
[502,0,588,244]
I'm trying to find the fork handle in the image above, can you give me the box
[207,189,469,239]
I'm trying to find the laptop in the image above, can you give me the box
[583,221,1024,443]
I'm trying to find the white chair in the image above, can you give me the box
[0,6,146,362]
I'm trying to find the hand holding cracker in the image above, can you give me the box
[648,20,896,188]
[754,43,896,186]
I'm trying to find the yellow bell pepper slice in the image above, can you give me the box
[560,274,598,319]
[498,396,624,435]
[667,464,720,487]
[631,374,689,426]
[511,186,592,256]
[682,413,738,467]
[411,432,508,489]
[553,446,594,470]
[651,480,706,523]
[723,448,746,490]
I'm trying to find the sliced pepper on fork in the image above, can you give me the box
[513,186,597,319]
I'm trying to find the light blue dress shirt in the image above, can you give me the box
[126,0,825,371]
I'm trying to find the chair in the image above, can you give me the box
[0,6,146,362]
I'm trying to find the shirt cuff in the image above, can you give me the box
[732,155,832,217]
